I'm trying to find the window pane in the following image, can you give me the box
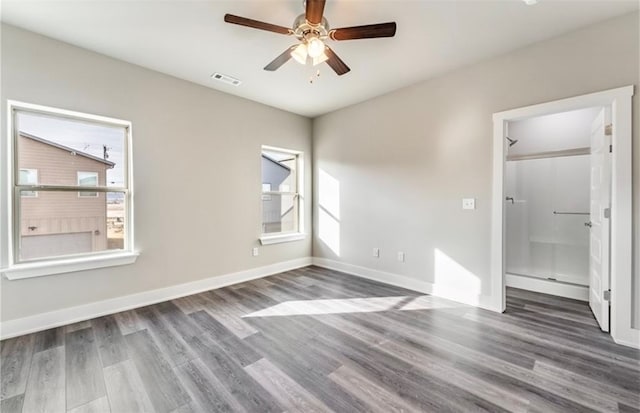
[262,194,297,234]
[18,190,126,261]
[261,150,296,193]
[16,111,126,187]
[19,169,38,197]
[78,171,99,197]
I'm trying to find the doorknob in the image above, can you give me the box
[584,221,593,228]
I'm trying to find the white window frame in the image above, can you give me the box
[1,100,138,280]
[77,171,99,198]
[19,168,38,198]
[259,145,305,245]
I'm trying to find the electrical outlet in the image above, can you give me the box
[462,198,476,210]
[397,252,405,262]
[373,248,380,258]
[252,247,259,257]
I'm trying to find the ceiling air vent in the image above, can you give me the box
[211,72,242,86]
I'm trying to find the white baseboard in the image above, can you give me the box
[612,329,640,349]
[312,258,499,312]
[0,257,312,340]
[506,273,588,301]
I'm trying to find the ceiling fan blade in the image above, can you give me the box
[264,46,297,71]
[324,46,350,76]
[305,0,326,25]
[329,22,397,41]
[224,14,292,35]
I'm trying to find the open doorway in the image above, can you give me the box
[491,86,637,347]
[503,106,610,330]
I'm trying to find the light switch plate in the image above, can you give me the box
[462,198,476,210]
[397,252,405,262]
[252,247,259,256]
[373,248,380,258]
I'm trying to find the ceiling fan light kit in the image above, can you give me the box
[223,0,397,77]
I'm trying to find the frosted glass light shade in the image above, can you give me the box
[291,44,307,65]
[307,38,325,58]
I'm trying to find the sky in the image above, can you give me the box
[18,111,126,186]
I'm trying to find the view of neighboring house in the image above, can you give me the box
[261,153,296,233]
[18,131,115,260]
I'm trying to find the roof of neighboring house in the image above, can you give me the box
[261,154,291,171]
[19,131,116,168]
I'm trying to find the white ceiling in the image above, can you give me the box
[2,1,637,117]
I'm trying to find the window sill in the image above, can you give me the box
[259,233,306,245]
[2,251,139,280]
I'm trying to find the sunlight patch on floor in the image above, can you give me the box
[242,295,460,318]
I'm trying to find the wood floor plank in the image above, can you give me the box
[0,334,34,400]
[186,335,282,413]
[103,359,155,413]
[33,327,65,353]
[91,315,128,367]
[155,301,205,340]
[64,321,92,333]
[65,327,106,410]
[67,396,111,413]
[124,330,190,413]
[169,402,200,413]
[243,332,368,412]
[22,346,65,413]
[113,310,146,336]
[244,358,332,413]
[175,358,242,412]
[135,306,197,367]
[0,393,24,413]
[328,364,418,413]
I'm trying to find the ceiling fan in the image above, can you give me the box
[224,0,397,76]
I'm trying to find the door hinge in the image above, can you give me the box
[609,144,612,153]
[604,208,610,219]
[605,124,613,136]
[603,290,611,301]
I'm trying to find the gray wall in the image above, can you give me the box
[313,12,639,324]
[0,24,312,322]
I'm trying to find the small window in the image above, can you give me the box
[8,101,134,268]
[78,171,99,197]
[19,169,38,197]
[261,147,302,238]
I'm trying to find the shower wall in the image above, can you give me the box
[505,155,590,286]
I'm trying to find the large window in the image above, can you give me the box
[260,146,304,244]
[4,101,136,278]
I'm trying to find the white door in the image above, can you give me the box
[588,107,611,332]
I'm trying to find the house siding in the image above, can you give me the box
[19,135,110,256]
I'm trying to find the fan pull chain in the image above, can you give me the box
[309,69,321,84]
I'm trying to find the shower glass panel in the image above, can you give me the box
[505,155,590,286]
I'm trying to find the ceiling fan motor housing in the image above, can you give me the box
[293,14,329,42]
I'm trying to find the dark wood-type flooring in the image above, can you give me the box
[1,266,639,412]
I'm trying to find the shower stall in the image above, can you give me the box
[505,154,590,287]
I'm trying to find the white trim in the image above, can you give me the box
[312,258,499,312]
[2,251,139,280]
[0,257,312,340]
[492,85,638,349]
[260,232,306,245]
[506,273,588,301]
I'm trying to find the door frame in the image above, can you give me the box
[491,85,638,348]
